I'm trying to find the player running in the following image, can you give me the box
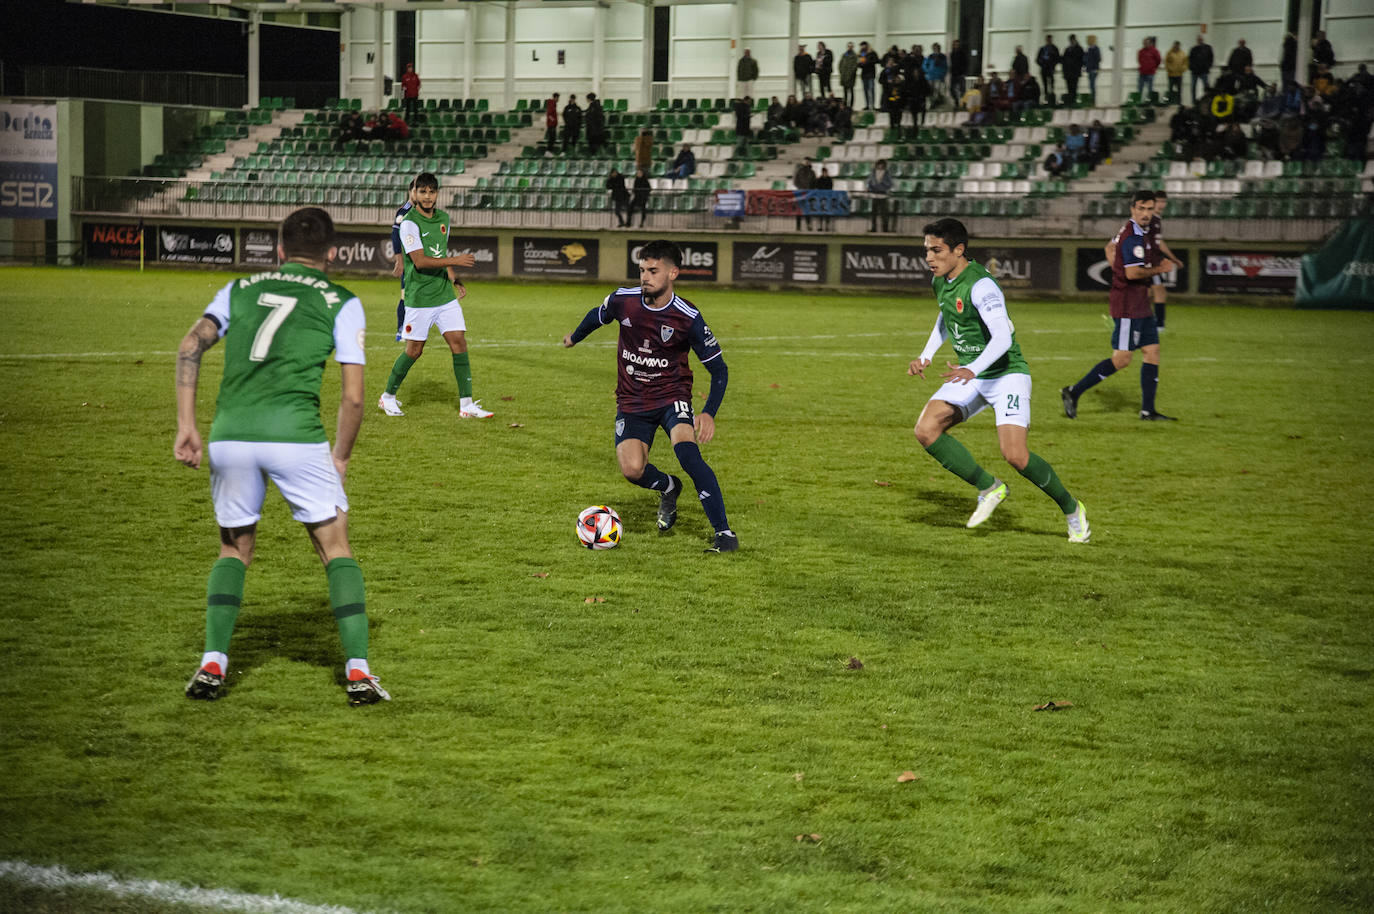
[1061,189,1178,421]
[378,172,492,419]
[910,218,1090,543]
[562,239,739,553]
[173,207,389,705]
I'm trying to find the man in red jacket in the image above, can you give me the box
[545,93,560,152]
[1136,38,1160,98]
[400,62,421,122]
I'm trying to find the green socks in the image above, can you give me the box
[385,352,417,395]
[1017,452,1078,514]
[204,557,246,654]
[451,352,473,400]
[924,433,997,491]
[327,557,368,660]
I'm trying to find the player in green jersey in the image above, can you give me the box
[174,207,390,705]
[908,218,1090,543]
[378,172,491,418]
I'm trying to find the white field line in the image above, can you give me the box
[0,860,384,914]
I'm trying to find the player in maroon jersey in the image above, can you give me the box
[563,240,738,552]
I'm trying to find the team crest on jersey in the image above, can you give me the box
[955,297,965,314]
[661,325,674,343]
[441,225,448,235]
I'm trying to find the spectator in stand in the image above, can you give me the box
[1280,32,1298,89]
[949,39,969,100]
[924,43,949,107]
[1137,37,1161,97]
[794,44,815,99]
[815,42,834,98]
[737,49,759,99]
[338,109,365,147]
[1064,123,1087,163]
[633,129,654,172]
[961,78,984,124]
[670,144,695,180]
[831,98,854,141]
[883,70,906,132]
[905,46,925,91]
[1037,35,1061,103]
[1310,30,1335,83]
[839,42,859,108]
[1011,46,1029,79]
[1086,36,1102,102]
[859,41,879,110]
[734,96,753,140]
[544,93,560,153]
[986,72,1009,114]
[562,94,583,153]
[909,67,932,129]
[1190,34,1214,102]
[585,93,607,155]
[867,159,894,233]
[1165,41,1188,101]
[1011,74,1040,113]
[1237,64,1270,97]
[606,168,630,227]
[765,96,785,131]
[814,164,835,231]
[1062,35,1085,104]
[1312,64,1337,97]
[630,167,651,226]
[1044,144,1069,177]
[1226,39,1252,77]
[1087,119,1114,165]
[400,63,421,123]
[793,157,815,231]
[784,94,805,130]
[1220,123,1248,159]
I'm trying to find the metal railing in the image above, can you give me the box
[15,65,245,108]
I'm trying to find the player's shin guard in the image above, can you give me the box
[451,352,473,400]
[924,434,997,490]
[1069,359,1118,399]
[673,441,730,532]
[204,557,246,654]
[629,462,672,491]
[326,557,368,661]
[1017,452,1077,514]
[385,352,418,396]
[1140,362,1160,413]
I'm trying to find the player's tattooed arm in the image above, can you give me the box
[174,317,219,469]
[176,317,220,389]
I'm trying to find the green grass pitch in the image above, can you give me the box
[1,266,1372,913]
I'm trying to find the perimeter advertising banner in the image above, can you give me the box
[626,239,718,283]
[240,228,279,267]
[840,244,929,286]
[731,242,827,284]
[84,222,144,262]
[515,236,600,277]
[451,235,499,276]
[978,247,1062,291]
[1199,250,1300,295]
[333,231,395,271]
[0,103,58,219]
[1076,247,1189,292]
[158,224,234,265]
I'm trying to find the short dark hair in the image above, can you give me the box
[414,172,439,190]
[280,207,335,260]
[922,218,969,254]
[638,239,682,268]
[1155,188,1169,199]
[1131,189,1157,205]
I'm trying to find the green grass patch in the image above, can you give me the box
[1,267,1372,913]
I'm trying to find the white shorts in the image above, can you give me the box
[402,300,465,340]
[209,440,347,528]
[930,372,1032,428]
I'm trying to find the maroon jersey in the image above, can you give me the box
[1108,219,1152,319]
[598,286,723,413]
[1144,214,1163,265]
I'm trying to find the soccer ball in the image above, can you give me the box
[577,505,622,550]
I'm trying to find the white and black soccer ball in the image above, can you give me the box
[577,505,622,550]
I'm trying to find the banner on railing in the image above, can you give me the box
[0,103,58,219]
[731,242,827,284]
[741,190,850,217]
[626,240,718,283]
[515,236,599,278]
[713,191,745,218]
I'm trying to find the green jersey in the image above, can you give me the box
[930,260,1029,379]
[399,206,455,309]
[205,263,366,444]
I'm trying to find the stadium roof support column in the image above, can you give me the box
[729,0,742,101]
[875,0,888,54]
[504,3,516,111]
[788,0,800,70]
[247,9,261,108]
[339,6,351,102]
[1030,0,1045,60]
[1294,0,1313,89]
[464,7,475,101]
[372,4,385,113]
[1112,0,1125,106]
[640,2,652,110]
[593,3,605,99]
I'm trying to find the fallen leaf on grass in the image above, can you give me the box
[583,597,606,604]
[897,771,920,782]
[531,572,549,579]
[508,423,525,428]
[846,657,864,670]
[873,480,892,487]
[794,772,805,781]
[770,383,780,389]
[795,833,822,843]
[500,396,514,401]
[1034,701,1074,711]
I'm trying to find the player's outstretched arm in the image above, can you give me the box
[696,356,729,443]
[909,314,947,378]
[564,306,607,347]
[174,317,220,469]
[332,363,365,481]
